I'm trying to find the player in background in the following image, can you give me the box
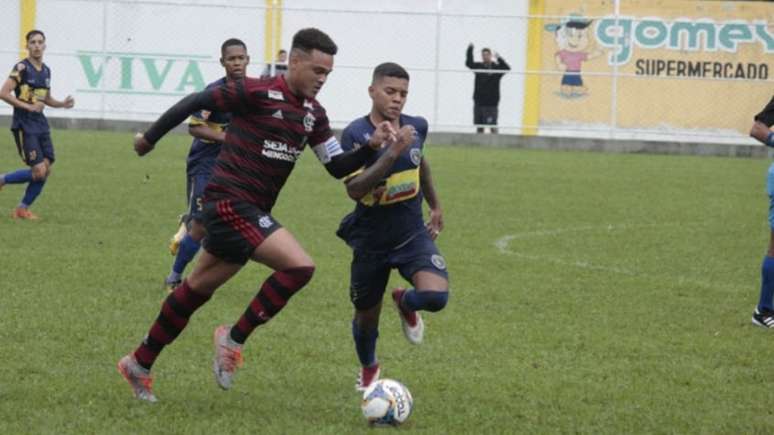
[336,63,449,391]
[0,30,74,220]
[165,38,249,292]
[750,95,774,328]
[117,28,393,403]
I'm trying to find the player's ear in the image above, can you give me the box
[245,55,250,66]
[368,85,375,98]
[219,57,225,67]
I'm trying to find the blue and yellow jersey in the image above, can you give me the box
[186,77,231,175]
[337,114,429,252]
[9,59,51,134]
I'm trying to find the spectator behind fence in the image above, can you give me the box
[465,43,509,134]
[260,49,288,78]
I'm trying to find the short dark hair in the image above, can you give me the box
[26,30,45,42]
[278,49,287,55]
[221,38,246,56]
[481,48,492,54]
[291,28,337,55]
[372,62,409,83]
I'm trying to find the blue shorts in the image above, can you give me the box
[12,129,54,166]
[766,163,774,228]
[186,172,211,223]
[561,72,583,87]
[349,231,449,310]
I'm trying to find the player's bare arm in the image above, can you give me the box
[345,125,415,200]
[751,120,773,146]
[0,76,43,112]
[189,124,226,144]
[419,158,443,240]
[43,90,74,109]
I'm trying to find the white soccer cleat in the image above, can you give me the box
[117,354,158,403]
[212,325,244,390]
[391,288,424,345]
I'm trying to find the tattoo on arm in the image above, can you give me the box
[345,151,399,200]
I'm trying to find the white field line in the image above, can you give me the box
[494,223,739,292]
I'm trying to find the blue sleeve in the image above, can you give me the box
[415,117,429,144]
[340,124,356,152]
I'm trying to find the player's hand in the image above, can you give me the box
[63,95,75,109]
[468,42,474,49]
[368,121,397,149]
[388,125,416,157]
[134,132,154,156]
[28,101,45,113]
[426,207,443,240]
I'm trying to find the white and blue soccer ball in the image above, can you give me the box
[361,379,413,426]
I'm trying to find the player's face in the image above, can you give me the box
[26,34,46,60]
[277,51,287,63]
[482,50,492,64]
[221,45,249,80]
[369,76,409,121]
[288,49,333,99]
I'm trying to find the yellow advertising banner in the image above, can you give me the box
[528,0,773,136]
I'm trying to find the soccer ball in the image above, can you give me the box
[361,379,413,426]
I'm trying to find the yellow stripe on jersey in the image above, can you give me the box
[358,167,420,207]
[188,116,228,143]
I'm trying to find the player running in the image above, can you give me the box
[750,95,774,328]
[117,28,392,403]
[0,30,74,220]
[164,38,249,292]
[335,63,450,391]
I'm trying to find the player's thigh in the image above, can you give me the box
[186,249,242,294]
[18,131,45,167]
[350,250,391,311]
[393,234,449,291]
[250,227,314,271]
[200,199,281,266]
[39,133,55,164]
[187,173,209,220]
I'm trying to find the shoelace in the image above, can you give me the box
[220,344,244,371]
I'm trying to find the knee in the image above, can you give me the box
[422,290,449,312]
[284,265,315,287]
[31,167,47,181]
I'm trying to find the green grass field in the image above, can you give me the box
[1,129,773,434]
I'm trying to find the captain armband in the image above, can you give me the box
[312,136,343,164]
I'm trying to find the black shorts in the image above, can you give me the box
[12,129,54,166]
[473,105,498,126]
[349,231,449,310]
[200,199,282,265]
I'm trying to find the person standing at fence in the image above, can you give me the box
[336,62,449,391]
[750,95,774,328]
[465,43,509,134]
[164,38,250,292]
[260,49,288,78]
[0,30,74,220]
[117,28,384,403]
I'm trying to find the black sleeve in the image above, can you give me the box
[497,57,511,71]
[144,89,218,145]
[466,45,476,69]
[323,145,376,179]
[755,96,774,127]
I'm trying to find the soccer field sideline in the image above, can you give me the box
[1,128,773,433]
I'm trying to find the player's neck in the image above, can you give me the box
[369,111,400,130]
[27,57,43,69]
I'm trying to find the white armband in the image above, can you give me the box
[312,136,343,164]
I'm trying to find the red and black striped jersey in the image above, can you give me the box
[203,75,338,212]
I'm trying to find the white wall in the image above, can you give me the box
[0,0,529,132]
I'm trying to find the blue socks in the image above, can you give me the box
[21,179,45,207]
[352,321,378,367]
[759,256,774,311]
[172,233,201,275]
[3,169,33,184]
[402,289,449,312]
